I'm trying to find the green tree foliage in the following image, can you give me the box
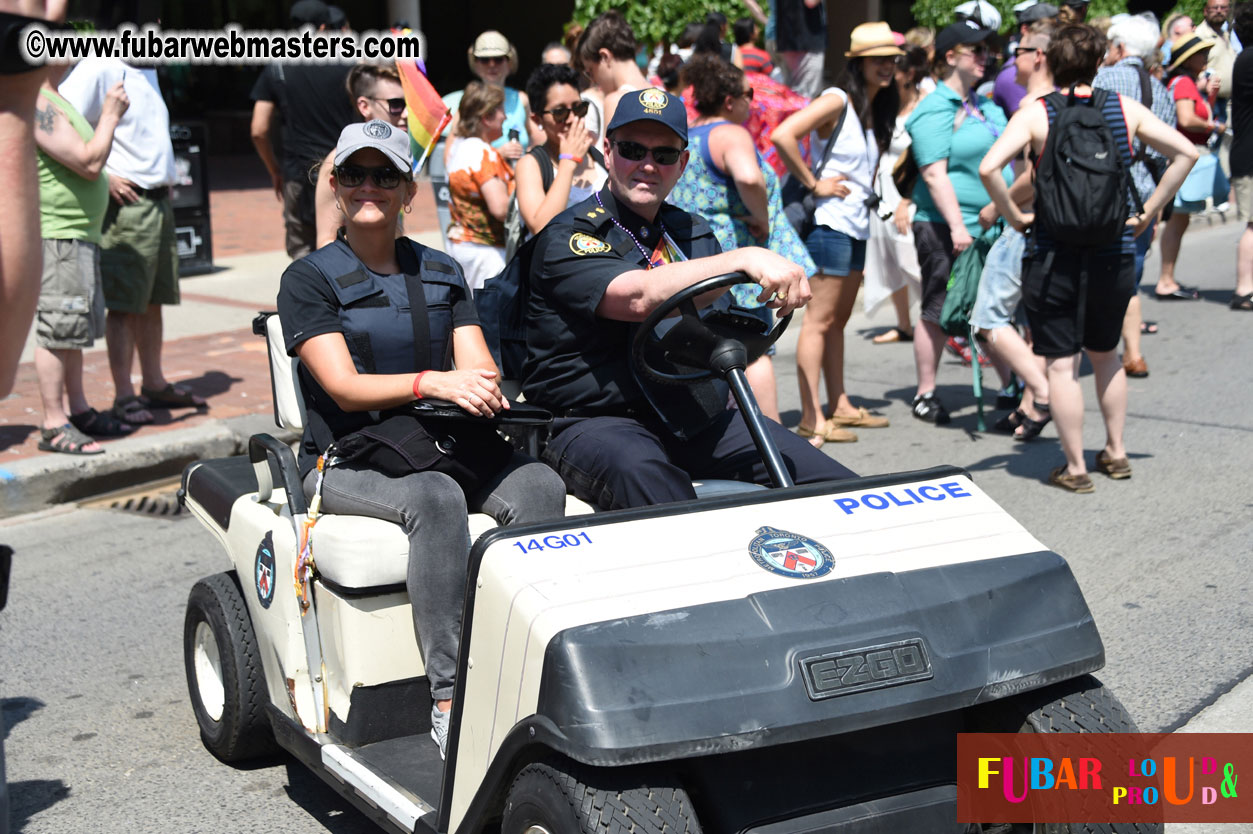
[908,1,1214,33]
[572,0,755,45]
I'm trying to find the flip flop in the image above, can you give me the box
[38,423,104,455]
[1153,286,1200,300]
[112,395,155,426]
[70,407,136,437]
[1140,320,1159,334]
[140,383,207,409]
[872,326,913,344]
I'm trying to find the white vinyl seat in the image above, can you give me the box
[262,315,760,591]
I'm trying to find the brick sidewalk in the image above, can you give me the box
[208,154,441,258]
[0,328,274,463]
[0,157,444,464]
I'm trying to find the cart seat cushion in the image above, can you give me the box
[313,494,596,591]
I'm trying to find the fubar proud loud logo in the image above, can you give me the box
[957,733,1248,824]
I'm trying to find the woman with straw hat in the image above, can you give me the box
[442,31,544,162]
[772,22,902,446]
[1154,31,1224,300]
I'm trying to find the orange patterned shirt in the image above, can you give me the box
[446,137,514,246]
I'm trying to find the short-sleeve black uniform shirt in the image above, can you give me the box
[251,62,357,182]
[521,188,720,411]
[1231,48,1253,178]
[277,241,479,477]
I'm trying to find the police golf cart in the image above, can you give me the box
[180,274,1152,833]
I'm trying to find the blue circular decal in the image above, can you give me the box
[748,526,835,579]
[255,531,276,609]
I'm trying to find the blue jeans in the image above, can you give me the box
[805,226,867,276]
[969,227,1027,331]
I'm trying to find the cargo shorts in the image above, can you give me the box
[99,193,180,313]
[36,238,105,350]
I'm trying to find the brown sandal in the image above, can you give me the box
[795,422,857,446]
[1048,466,1094,494]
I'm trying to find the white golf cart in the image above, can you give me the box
[179,274,1154,834]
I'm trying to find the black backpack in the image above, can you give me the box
[1034,89,1143,247]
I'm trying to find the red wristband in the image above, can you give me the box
[413,371,428,400]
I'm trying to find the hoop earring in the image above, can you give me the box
[404,203,412,214]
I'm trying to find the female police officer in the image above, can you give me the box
[277,121,566,757]
[521,89,856,509]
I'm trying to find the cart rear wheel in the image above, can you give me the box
[502,761,702,834]
[183,571,277,762]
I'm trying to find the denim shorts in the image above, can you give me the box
[805,225,866,276]
[969,227,1026,331]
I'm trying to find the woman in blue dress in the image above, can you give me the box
[671,54,816,422]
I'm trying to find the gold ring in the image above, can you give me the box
[776,291,787,302]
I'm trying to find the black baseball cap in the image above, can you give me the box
[605,87,689,144]
[935,19,995,57]
[290,0,331,27]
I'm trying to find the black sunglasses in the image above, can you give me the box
[334,164,404,189]
[612,140,683,165]
[737,88,755,101]
[542,100,590,122]
[1013,46,1039,57]
[371,96,406,116]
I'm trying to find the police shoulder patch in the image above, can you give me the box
[748,526,835,579]
[569,232,612,255]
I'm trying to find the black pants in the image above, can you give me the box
[542,409,857,510]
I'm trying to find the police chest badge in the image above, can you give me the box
[569,232,611,255]
[255,531,276,609]
[748,526,834,579]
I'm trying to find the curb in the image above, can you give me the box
[0,414,296,520]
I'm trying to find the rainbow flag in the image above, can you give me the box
[396,58,451,172]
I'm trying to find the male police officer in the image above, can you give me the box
[522,88,855,510]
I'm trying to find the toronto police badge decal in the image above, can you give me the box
[255,531,276,609]
[748,526,834,579]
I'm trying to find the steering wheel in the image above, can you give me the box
[631,272,792,385]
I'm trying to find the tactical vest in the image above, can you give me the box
[292,238,469,476]
[303,237,463,375]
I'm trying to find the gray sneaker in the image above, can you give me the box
[430,704,449,759]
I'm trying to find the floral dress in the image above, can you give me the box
[671,121,816,308]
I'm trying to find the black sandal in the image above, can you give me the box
[38,423,104,455]
[1014,408,1052,442]
[70,407,136,437]
[993,408,1025,434]
[1230,293,1253,311]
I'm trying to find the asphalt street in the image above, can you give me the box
[1,219,1250,833]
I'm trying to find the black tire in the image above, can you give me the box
[501,761,703,834]
[183,571,278,762]
[973,676,1161,834]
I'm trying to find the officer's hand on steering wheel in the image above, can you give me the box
[741,247,810,317]
[419,369,508,417]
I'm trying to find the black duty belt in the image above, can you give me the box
[555,402,645,419]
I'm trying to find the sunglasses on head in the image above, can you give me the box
[612,140,683,165]
[334,164,404,189]
[371,96,406,116]
[542,100,590,122]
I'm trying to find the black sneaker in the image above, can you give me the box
[912,392,951,424]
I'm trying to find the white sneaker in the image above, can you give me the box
[430,704,449,760]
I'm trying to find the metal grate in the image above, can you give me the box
[79,476,186,517]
